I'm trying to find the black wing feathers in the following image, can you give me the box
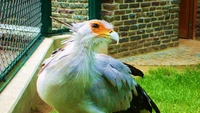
[123,63,144,78]
[114,62,160,113]
[114,84,160,113]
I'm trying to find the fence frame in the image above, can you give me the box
[0,35,44,92]
[89,0,102,20]
[41,0,52,36]
[0,0,45,92]
[41,0,70,35]
[44,0,102,35]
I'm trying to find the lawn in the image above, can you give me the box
[50,65,200,113]
[137,65,200,113]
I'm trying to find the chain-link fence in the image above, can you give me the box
[0,0,101,92]
[0,0,42,91]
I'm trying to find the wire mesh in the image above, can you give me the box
[51,0,89,32]
[0,0,42,82]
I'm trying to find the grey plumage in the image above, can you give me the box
[37,18,160,113]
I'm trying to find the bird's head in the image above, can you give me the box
[75,20,119,51]
[51,17,119,52]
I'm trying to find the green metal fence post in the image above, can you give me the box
[89,0,102,20]
[41,0,52,36]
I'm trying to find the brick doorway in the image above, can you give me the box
[178,0,197,39]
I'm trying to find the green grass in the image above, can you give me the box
[50,110,58,113]
[137,65,200,113]
[50,65,200,113]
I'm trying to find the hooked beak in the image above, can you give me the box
[98,31,119,44]
[109,31,119,44]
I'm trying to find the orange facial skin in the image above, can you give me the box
[89,20,113,37]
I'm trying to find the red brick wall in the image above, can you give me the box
[52,0,88,30]
[102,0,180,58]
[52,0,180,58]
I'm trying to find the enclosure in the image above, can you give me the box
[1,0,198,113]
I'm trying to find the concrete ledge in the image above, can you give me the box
[0,34,71,113]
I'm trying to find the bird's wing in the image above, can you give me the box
[94,54,138,91]
[88,54,138,112]
[123,63,144,77]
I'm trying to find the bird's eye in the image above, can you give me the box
[91,23,99,28]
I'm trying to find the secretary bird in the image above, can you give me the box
[49,17,144,78]
[37,18,160,113]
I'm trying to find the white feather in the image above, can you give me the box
[37,20,134,113]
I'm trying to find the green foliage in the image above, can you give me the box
[137,66,200,113]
